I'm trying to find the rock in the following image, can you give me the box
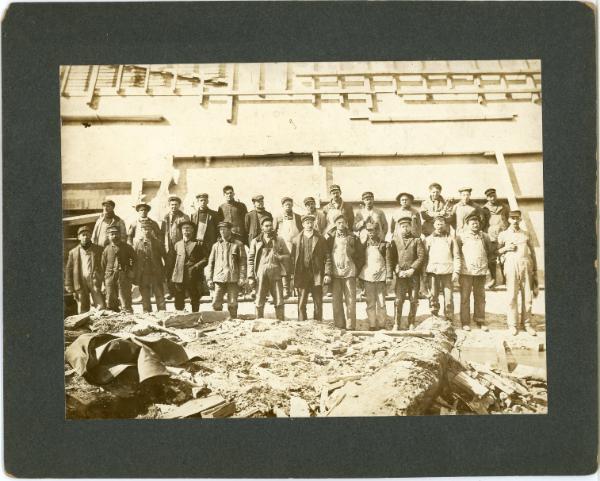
[162,312,201,329]
[251,320,271,332]
[64,312,92,330]
[255,328,296,349]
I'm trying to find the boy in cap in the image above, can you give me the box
[101,225,136,313]
[353,191,388,243]
[207,221,247,318]
[303,197,327,235]
[171,220,209,312]
[91,198,127,247]
[133,220,168,312]
[248,217,291,320]
[322,185,354,236]
[390,192,422,239]
[290,214,332,322]
[274,197,303,298]
[326,214,365,330]
[482,187,509,288]
[161,195,190,297]
[497,210,538,336]
[128,201,161,245]
[245,194,273,246]
[65,225,106,313]
[420,183,453,237]
[450,187,488,235]
[217,185,248,244]
[191,193,219,252]
[386,217,425,330]
[456,213,494,331]
[424,216,460,322]
[358,222,388,330]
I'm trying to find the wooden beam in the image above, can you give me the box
[494,151,519,210]
[60,65,71,95]
[115,65,124,93]
[85,65,100,106]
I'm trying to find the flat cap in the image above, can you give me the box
[252,194,264,202]
[433,214,447,222]
[301,214,316,223]
[167,195,182,204]
[508,210,522,218]
[260,216,273,225]
[77,226,91,235]
[465,213,481,223]
[458,187,473,193]
[365,222,379,231]
[333,213,346,223]
[106,225,121,233]
[484,188,497,196]
[303,196,316,205]
[329,184,341,193]
[195,193,209,199]
[179,220,195,230]
[396,216,412,225]
[135,202,151,212]
[101,199,115,207]
[217,221,233,229]
[361,191,374,200]
[281,196,293,205]
[395,192,414,202]
[428,182,442,191]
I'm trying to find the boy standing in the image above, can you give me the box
[133,220,167,312]
[102,225,136,313]
[358,222,388,330]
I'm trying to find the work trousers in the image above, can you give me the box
[105,271,133,313]
[255,274,284,308]
[297,281,323,322]
[427,273,454,320]
[459,274,486,326]
[363,280,387,328]
[394,275,420,328]
[139,281,166,313]
[504,259,534,328]
[75,277,105,313]
[212,282,240,317]
[165,252,177,296]
[174,280,200,312]
[332,277,356,330]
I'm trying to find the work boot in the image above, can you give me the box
[275,306,285,322]
[508,326,518,336]
[524,324,537,336]
[256,306,265,319]
[478,323,489,332]
[228,306,238,319]
[392,323,400,331]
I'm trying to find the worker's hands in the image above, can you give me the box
[406,268,415,277]
[452,273,459,283]
[207,280,214,290]
[395,266,401,276]
[248,278,256,288]
[506,243,517,252]
[323,275,331,285]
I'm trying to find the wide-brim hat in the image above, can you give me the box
[395,192,414,202]
[135,202,151,212]
[484,188,497,197]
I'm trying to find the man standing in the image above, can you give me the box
[322,185,355,236]
[424,216,460,322]
[274,197,303,298]
[248,217,291,321]
[171,221,208,312]
[390,192,422,239]
[207,221,247,319]
[450,187,488,235]
[482,188,509,288]
[245,194,273,246]
[133,220,167,312]
[353,191,388,243]
[497,210,538,336]
[327,214,364,330]
[91,198,127,247]
[65,226,105,313]
[102,225,136,313]
[358,222,388,330]
[128,202,161,245]
[161,195,190,296]
[290,214,332,322]
[386,217,425,330]
[191,193,219,252]
[420,183,453,236]
[217,185,248,244]
[457,213,494,332]
[303,197,327,235]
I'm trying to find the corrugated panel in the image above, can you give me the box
[121,66,147,88]
[96,65,119,88]
[65,65,93,92]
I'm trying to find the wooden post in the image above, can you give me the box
[60,65,71,96]
[144,65,151,93]
[115,65,124,94]
[86,65,100,106]
[494,151,519,210]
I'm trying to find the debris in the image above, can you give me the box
[509,364,547,382]
[448,369,489,398]
[162,312,202,329]
[161,395,226,419]
[234,407,262,418]
[202,401,236,418]
[200,311,231,323]
[350,330,434,338]
[289,396,311,417]
[273,407,288,417]
[64,312,92,330]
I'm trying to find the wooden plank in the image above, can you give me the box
[449,370,489,397]
[60,65,71,95]
[162,395,226,419]
[319,388,328,414]
[495,337,511,371]
[350,330,434,338]
[202,401,236,418]
[289,397,311,417]
[85,65,100,105]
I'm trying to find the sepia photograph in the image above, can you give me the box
[61,59,547,419]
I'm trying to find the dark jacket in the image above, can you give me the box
[65,243,104,292]
[133,237,167,285]
[322,200,355,234]
[386,235,426,278]
[190,207,219,249]
[161,210,190,254]
[171,239,209,284]
[290,232,332,286]
[244,209,273,246]
[101,241,136,278]
[326,231,365,276]
[217,201,248,242]
[247,234,291,279]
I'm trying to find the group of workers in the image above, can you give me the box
[65,182,539,336]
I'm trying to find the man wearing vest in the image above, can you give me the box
[245,194,273,246]
[420,182,453,237]
[450,187,488,235]
[358,222,388,330]
[290,214,332,323]
[274,197,303,298]
[206,221,247,319]
[457,213,494,331]
[191,193,219,251]
[248,217,291,321]
[127,202,161,245]
[386,217,425,330]
[161,195,190,297]
[65,225,106,313]
[482,187,509,288]
[102,225,136,313]
[323,184,355,237]
[91,198,127,247]
[353,191,388,243]
[133,220,168,312]
[497,210,538,336]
